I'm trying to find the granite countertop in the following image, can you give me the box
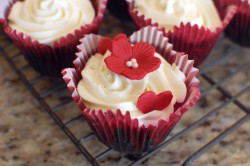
[0,43,88,165]
[0,12,250,166]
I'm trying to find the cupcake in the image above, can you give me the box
[214,0,250,46]
[62,26,200,154]
[126,0,237,66]
[0,0,107,76]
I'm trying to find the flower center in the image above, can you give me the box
[126,58,139,69]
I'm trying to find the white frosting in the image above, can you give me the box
[77,51,187,127]
[8,0,95,44]
[135,0,222,32]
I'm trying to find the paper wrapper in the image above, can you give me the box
[214,0,250,46]
[0,0,107,76]
[126,1,237,66]
[62,26,200,154]
[107,0,132,21]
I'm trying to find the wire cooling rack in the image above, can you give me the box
[0,12,250,166]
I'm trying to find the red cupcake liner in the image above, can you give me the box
[0,0,107,76]
[126,1,237,66]
[214,0,250,46]
[62,26,200,154]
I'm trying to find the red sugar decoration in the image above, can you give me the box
[137,91,173,114]
[103,34,161,80]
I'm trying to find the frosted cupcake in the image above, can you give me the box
[214,0,250,46]
[0,0,107,76]
[126,0,237,66]
[62,26,200,154]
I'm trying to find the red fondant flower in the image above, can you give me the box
[137,91,173,114]
[102,34,161,80]
[98,34,127,54]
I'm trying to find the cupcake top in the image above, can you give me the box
[8,0,95,44]
[134,0,222,32]
[77,34,187,126]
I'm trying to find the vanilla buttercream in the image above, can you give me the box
[135,0,222,32]
[8,0,95,44]
[77,51,187,126]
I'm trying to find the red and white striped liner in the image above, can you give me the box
[214,0,250,46]
[0,0,107,76]
[126,0,237,66]
[62,26,200,154]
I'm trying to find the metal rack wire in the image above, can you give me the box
[0,13,250,166]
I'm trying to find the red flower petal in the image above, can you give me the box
[112,37,132,59]
[98,37,113,55]
[132,42,155,59]
[137,91,173,114]
[104,35,161,80]
[122,67,148,80]
[139,56,161,73]
[113,34,128,41]
[105,55,126,74]
[132,42,161,74]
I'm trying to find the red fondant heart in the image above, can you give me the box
[137,91,173,114]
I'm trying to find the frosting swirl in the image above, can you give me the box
[77,51,187,126]
[135,0,222,32]
[8,0,95,44]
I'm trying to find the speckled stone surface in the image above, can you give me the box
[0,11,250,166]
[0,41,88,166]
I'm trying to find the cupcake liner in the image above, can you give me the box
[0,0,107,76]
[214,0,250,46]
[107,0,132,21]
[62,26,200,154]
[126,1,237,66]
